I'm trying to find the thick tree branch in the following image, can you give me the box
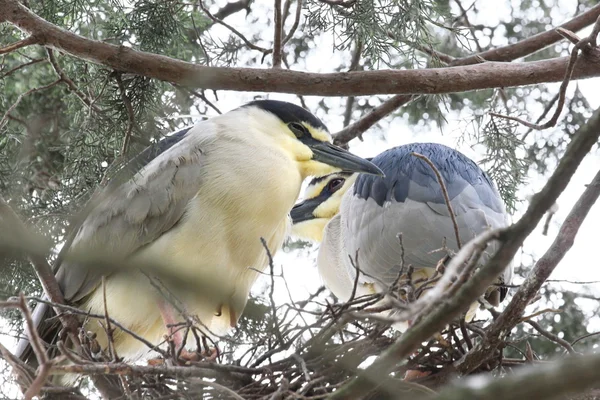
[329,105,600,399]
[427,352,600,400]
[455,166,600,374]
[451,4,600,65]
[3,0,600,97]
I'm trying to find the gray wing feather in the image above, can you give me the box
[56,125,212,302]
[341,182,508,288]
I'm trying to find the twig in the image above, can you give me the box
[198,0,269,54]
[489,28,583,130]
[0,57,45,79]
[101,277,119,362]
[0,35,38,54]
[115,72,136,156]
[282,0,303,45]
[451,4,600,66]
[334,95,415,146]
[411,152,461,249]
[273,0,283,68]
[526,320,576,354]
[0,79,62,130]
[46,48,101,112]
[261,237,285,346]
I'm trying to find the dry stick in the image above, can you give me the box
[0,35,38,54]
[329,104,600,400]
[115,72,136,156]
[455,166,600,374]
[451,4,600,66]
[272,0,283,68]
[411,152,461,249]
[4,0,600,96]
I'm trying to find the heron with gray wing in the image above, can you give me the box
[291,143,513,329]
[16,100,382,385]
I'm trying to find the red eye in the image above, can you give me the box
[327,178,345,193]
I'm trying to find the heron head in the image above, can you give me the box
[290,171,358,242]
[241,100,382,179]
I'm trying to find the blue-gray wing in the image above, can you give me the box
[342,143,512,292]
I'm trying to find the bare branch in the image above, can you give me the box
[0,57,45,79]
[0,79,62,130]
[489,22,598,130]
[334,4,600,145]
[272,0,283,68]
[0,35,38,54]
[282,0,303,45]
[411,152,462,249]
[198,0,269,54]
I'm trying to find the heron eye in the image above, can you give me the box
[288,122,307,138]
[327,178,345,193]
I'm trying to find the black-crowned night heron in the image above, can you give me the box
[16,100,382,378]
[291,143,513,329]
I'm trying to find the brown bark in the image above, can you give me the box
[3,0,600,97]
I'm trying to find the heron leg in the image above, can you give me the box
[155,299,219,363]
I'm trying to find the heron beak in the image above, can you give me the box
[310,142,384,176]
[291,198,322,224]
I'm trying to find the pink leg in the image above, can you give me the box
[156,299,201,362]
[155,299,219,363]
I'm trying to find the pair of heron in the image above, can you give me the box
[15,100,512,386]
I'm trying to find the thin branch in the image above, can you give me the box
[272,0,283,68]
[333,4,600,145]
[0,35,38,54]
[526,320,576,354]
[46,48,101,112]
[0,79,62,130]
[198,0,269,54]
[411,152,462,249]
[0,57,45,79]
[334,95,415,146]
[115,72,136,156]
[282,0,303,45]
[451,4,600,66]
[489,26,587,130]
